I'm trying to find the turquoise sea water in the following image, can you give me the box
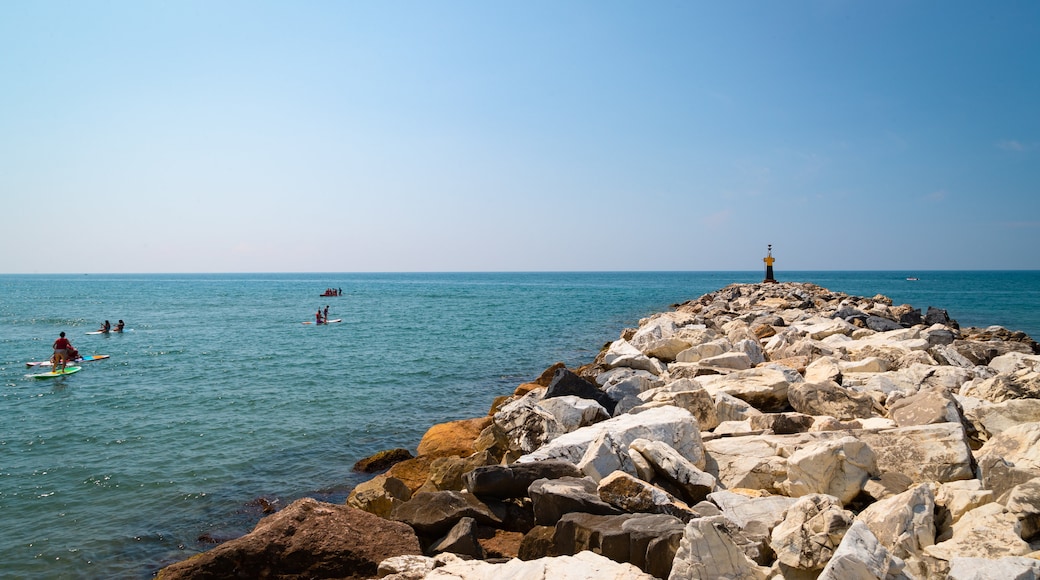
[1,271,1038,578]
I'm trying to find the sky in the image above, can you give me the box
[1,1,1038,273]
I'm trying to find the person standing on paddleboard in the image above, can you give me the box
[52,332,73,372]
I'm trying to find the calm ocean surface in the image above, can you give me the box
[1,271,1038,578]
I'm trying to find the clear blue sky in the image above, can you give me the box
[2,1,1037,273]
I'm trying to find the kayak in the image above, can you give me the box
[26,354,110,368]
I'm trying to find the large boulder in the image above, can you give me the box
[667,515,771,580]
[464,460,583,499]
[787,380,879,420]
[925,502,1032,563]
[603,339,666,375]
[697,366,803,413]
[975,422,1040,498]
[417,417,493,459]
[596,471,696,521]
[817,520,906,580]
[347,474,413,518]
[629,438,715,503]
[553,512,686,579]
[517,406,703,469]
[391,491,503,538]
[545,368,619,415]
[779,436,879,505]
[157,498,421,580]
[961,370,1040,403]
[888,387,964,428]
[528,476,621,525]
[855,483,938,578]
[857,422,975,485]
[770,493,854,572]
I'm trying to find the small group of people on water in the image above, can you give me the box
[315,305,331,324]
[97,320,125,333]
[322,288,343,296]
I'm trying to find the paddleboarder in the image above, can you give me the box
[52,331,73,372]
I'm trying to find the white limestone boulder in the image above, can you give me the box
[975,422,1040,498]
[517,406,702,469]
[962,398,1040,441]
[855,483,938,579]
[707,489,799,534]
[714,391,764,424]
[629,438,715,502]
[925,502,1032,563]
[934,479,995,539]
[667,516,771,580]
[425,549,658,579]
[947,556,1040,580]
[779,436,879,505]
[635,380,719,431]
[770,493,854,571]
[703,435,789,493]
[988,352,1040,374]
[817,520,907,580]
[603,339,665,375]
[674,339,730,363]
[857,422,975,485]
[697,366,803,413]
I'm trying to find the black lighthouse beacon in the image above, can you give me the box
[763,245,777,283]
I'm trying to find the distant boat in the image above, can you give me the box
[906,277,919,281]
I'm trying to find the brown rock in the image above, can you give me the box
[416,417,493,459]
[346,475,412,518]
[386,455,439,493]
[518,525,557,560]
[353,448,415,473]
[156,498,421,580]
[416,452,495,494]
[477,527,525,559]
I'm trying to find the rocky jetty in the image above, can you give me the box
[157,282,1040,579]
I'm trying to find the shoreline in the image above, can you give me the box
[158,281,1040,579]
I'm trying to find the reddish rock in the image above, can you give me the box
[386,455,439,493]
[477,527,525,559]
[156,497,421,580]
[416,417,493,459]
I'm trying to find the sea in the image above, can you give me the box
[1,271,1038,578]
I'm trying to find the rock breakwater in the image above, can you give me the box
[158,282,1040,579]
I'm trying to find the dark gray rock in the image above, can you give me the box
[464,460,582,499]
[865,315,903,332]
[925,306,953,326]
[553,512,686,578]
[545,368,617,415]
[529,476,621,525]
[391,491,502,538]
[428,516,485,558]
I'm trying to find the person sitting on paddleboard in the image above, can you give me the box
[114,320,124,333]
[98,320,111,333]
[316,308,324,324]
[52,331,72,372]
